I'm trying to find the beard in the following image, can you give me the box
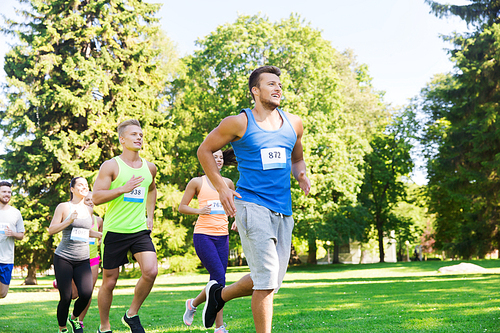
[261,97,280,110]
[0,197,11,205]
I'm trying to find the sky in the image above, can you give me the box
[0,0,472,183]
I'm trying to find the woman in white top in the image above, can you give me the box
[48,177,102,333]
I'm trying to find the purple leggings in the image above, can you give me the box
[193,234,229,286]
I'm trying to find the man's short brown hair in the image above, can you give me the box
[0,181,12,188]
[248,66,281,100]
[117,119,141,137]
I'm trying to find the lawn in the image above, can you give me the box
[1,259,499,332]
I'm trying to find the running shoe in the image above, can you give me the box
[60,329,69,333]
[202,280,224,328]
[68,316,83,333]
[97,326,112,333]
[122,312,145,333]
[183,298,197,326]
[214,323,229,332]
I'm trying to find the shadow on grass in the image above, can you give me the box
[286,258,500,273]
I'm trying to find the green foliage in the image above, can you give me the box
[425,0,500,28]
[418,22,500,258]
[0,0,182,278]
[166,253,199,273]
[392,184,429,259]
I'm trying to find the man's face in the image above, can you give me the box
[0,186,12,205]
[254,73,282,109]
[120,125,144,151]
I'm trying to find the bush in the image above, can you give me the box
[167,254,200,273]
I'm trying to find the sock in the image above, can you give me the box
[215,287,226,310]
[126,312,138,318]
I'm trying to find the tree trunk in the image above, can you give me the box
[377,221,385,263]
[397,240,403,262]
[23,265,37,285]
[332,242,340,263]
[307,239,317,264]
[289,244,302,265]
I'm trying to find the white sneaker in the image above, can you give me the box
[183,298,197,326]
[214,323,228,333]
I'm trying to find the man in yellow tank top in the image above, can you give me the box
[93,119,158,333]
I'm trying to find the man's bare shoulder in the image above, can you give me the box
[283,110,303,124]
[220,113,247,133]
[283,111,303,134]
[146,161,157,177]
[97,159,119,179]
[100,158,118,170]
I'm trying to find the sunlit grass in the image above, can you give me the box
[1,259,499,332]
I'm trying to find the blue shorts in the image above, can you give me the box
[0,263,14,285]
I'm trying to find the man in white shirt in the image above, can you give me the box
[0,181,25,298]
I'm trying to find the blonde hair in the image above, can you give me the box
[118,119,141,137]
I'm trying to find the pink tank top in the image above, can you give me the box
[194,176,228,235]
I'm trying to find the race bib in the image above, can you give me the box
[0,223,8,234]
[261,147,286,170]
[89,238,96,245]
[70,228,90,242]
[124,187,146,203]
[207,200,225,215]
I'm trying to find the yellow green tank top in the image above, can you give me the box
[104,156,153,233]
[89,216,99,258]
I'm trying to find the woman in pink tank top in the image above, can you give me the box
[178,149,236,333]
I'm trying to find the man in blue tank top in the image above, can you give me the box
[198,66,311,333]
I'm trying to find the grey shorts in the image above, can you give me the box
[235,200,294,291]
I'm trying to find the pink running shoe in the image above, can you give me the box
[183,298,197,326]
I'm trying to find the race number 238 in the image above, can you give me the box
[124,187,146,203]
[261,147,286,170]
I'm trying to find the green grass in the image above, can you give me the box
[1,260,499,332]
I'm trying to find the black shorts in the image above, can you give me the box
[102,230,156,270]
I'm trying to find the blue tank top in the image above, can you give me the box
[231,108,297,215]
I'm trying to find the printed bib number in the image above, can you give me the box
[89,238,96,245]
[207,200,225,215]
[0,223,8,234]
[261,147,286,170]
[70,228,90,242]
[124,187,146,203]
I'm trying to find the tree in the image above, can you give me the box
[425,0,500,28]
[1,0,180,283]
[417,24,500,258]
[392,184,427,261]
[170,14,388,263]
[358,110,415,262]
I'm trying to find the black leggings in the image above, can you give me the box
[53,254,93,327]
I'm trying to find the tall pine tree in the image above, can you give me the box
[1,0,179,283]
[419,0,500,258]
